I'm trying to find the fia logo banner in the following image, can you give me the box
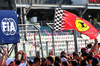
[1,18,17,35]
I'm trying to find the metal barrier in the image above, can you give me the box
[18,23,44,57]
[43,39,88,56]
[16,0,71,4]
[18,23,94,57]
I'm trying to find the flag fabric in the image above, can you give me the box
[54,8,98,39]
[54,8,74,31]
[74,17,98,39]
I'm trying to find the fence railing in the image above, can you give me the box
[16,0,72,4]
[42,39,88,56]
[18,23,95,57]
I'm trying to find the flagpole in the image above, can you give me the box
[52,29,55,55]
[74,8,88,52]
[73,29,78,52]
[47,23,55,55]
[74,4,88,52]
[32,24,43,58]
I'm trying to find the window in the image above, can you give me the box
[0,0,16,10]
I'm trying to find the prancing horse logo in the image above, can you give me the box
[75,18,90,31]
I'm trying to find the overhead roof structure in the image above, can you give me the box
[16,4,100,9]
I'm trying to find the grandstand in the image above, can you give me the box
[18,23,94,57]
[12,0,100,58]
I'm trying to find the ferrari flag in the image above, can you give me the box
[54,8,98,39]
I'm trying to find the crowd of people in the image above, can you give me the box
[0,39,100,66]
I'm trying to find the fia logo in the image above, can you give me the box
[1,18,17,35]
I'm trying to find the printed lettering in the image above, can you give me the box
[1,18,17,35]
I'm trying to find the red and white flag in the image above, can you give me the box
[54,8,98,39]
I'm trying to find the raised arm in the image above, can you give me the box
[15,50,23,61]
[0,49,8,66]
[90,38,98,53]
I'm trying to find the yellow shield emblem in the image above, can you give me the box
[75,19,90,31]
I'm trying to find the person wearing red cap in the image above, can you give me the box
[69,54,73,58]
[81,47,88,54]
[94,55,100,60]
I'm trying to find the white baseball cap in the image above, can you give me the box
[6,58,15,66]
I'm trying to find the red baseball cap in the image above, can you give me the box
[94,55,100,60]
